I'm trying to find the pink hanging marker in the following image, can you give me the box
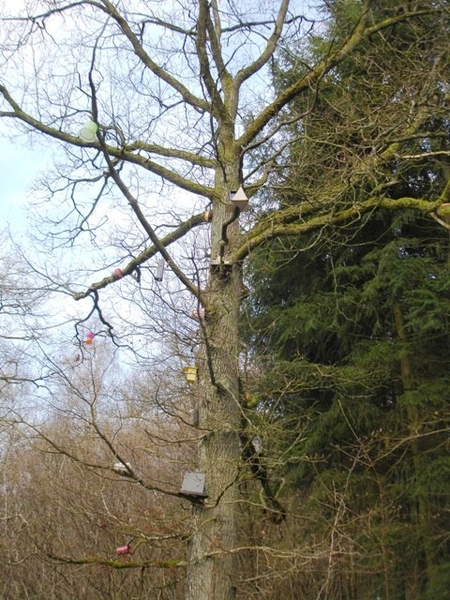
[113,268,123,280]
[116,544,132,555]
[85,331,95,345]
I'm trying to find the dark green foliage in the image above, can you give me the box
[244,1,450,597]
[245,212,450,597]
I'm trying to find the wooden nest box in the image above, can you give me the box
[183,366,198,383]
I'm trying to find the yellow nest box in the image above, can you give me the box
[183,366,198,383]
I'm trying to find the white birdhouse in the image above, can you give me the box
[229,186,249,212]
[181,472,207,497]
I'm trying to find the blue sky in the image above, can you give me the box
[0,135,49,231]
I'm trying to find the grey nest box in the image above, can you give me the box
[181,472,207,498]
[227,186,249,213]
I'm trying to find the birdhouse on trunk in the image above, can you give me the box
[181,472,207,498]
[227,185,249,213]
[183,366,198,383]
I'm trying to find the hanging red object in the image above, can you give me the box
[112,268,123,280]
[85,331,95,345]
[116,544,132,555]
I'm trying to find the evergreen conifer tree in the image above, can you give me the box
[245,2,450,597]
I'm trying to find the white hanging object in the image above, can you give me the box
[252,436,262,453]
[113,462,132,476]
[155,259,165,282]
[79,119,98,142]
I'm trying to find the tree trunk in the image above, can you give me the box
[185,163,242,600]
[392,303,431,599]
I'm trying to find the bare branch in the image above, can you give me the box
[234,0,290,89]
[235,196,442,261]
[97,136,207,304]
[196,0,226,120]
[73,211,208,300]
[96,0,210,113]
[46,553,186,569]
[0,85,215,198]
[237,5,434,149]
